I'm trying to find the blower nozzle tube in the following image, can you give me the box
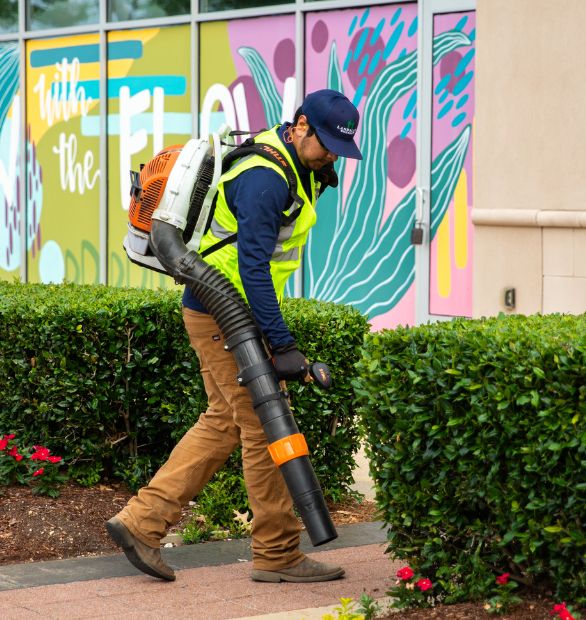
[149,220,337,546]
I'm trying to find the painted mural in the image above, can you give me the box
[304,5,475,328]
[107,25,192,289]
[0,6,475,330]
[0,42,20,281]
[200,17,296,138]
[430,11,475,317]
[199,15,297,295]
[26,34,101,284]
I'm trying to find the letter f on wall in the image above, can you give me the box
[119,86,148,210]
[118,86,165,210]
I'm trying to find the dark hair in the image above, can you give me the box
[292,106,317,136]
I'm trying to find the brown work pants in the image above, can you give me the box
[116,307,303,570]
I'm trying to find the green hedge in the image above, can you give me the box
[355,313,586,604]
[0,282,367,499]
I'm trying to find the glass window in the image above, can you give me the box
[200,0,293,12]
[27,0,99,31]
[109,0,190,21]
[0,0,18,33]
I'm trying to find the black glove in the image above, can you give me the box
[271,342,308,381]
[315,162,339,196]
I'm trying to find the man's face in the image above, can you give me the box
[292,117,339,171]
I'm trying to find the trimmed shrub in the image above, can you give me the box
[0,282,367,501]
[0,282,205,489]
[355,313,586,604]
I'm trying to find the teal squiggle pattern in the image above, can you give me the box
[430,127,471,237]
[238,46,282,125]
[313,30,471,303]
[334,126,470,316]
[314,51,418,300]
[0,43,19,132]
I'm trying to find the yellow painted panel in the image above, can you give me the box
[200,21,237,100]
[437,211,451,298]
[454,168,468,269]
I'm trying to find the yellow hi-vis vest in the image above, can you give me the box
[198,126,319,303]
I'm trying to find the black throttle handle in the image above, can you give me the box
[307,362,332,390]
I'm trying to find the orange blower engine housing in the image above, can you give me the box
[128,145,183,235]
[123,134,223,275]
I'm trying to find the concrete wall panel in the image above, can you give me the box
[474,0,586,317]
[473,226,542,317]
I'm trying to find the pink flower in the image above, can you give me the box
[496,572,510,585]
[47,455,62,463]
[32,468,44,477]
[396,566,414,581]
[416,578,433,592]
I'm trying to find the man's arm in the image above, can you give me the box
[225,167,295,350]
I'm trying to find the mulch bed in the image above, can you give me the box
[0,482,377,565]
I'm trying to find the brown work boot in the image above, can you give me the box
[106,516,175,581]
[251,557,344,583]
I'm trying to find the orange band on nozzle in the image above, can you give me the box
[267,433,309,466]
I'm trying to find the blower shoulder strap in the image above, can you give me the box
[200,136,304,259]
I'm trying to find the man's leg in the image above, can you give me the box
[108,310,240,578]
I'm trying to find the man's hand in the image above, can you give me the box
[272,342,308,381]
[315,162,339,194]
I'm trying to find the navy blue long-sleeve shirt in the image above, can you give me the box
[182,124,312,349]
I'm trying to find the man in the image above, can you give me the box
[107,89,362,583]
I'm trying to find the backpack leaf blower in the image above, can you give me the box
[123,130,337,546]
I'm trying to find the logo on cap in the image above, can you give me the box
[337,120,357,136]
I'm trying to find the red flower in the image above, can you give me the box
[7,446,18,457]
[14,454,23,461]
[396,566,415,581]
[48,455,62,463]
[32,468,44,477]
[31,447,50,461]
[5,434,16,440]
[496,572,510,585]
[416,578,433,592]
[551,603,575,620]
[0,438,8,450]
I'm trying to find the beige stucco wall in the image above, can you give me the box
[473,0,586,318]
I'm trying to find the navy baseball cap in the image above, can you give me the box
[301,89,362,160]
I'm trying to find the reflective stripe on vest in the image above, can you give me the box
[198,126,318,302]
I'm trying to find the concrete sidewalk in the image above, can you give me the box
[0,521,398,619]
